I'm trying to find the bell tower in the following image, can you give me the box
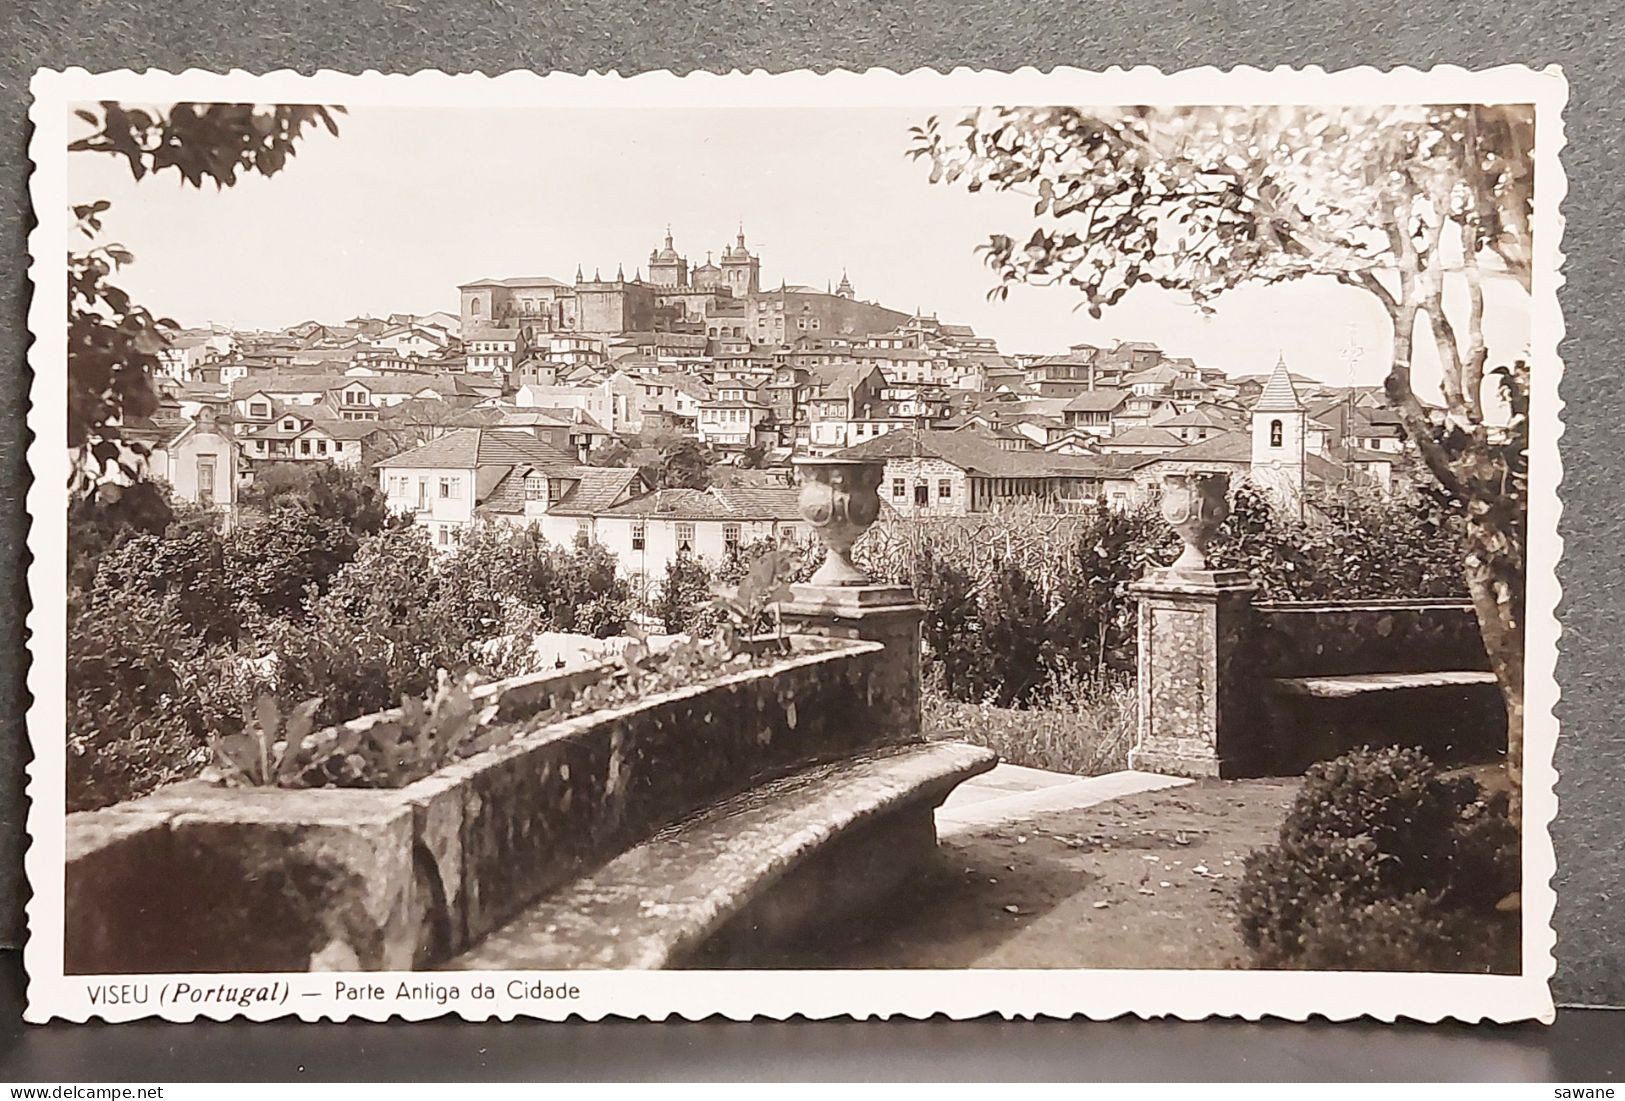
[1249,354,1307,515]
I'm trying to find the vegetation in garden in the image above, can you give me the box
[922,668,1137,777]
[66,466,635,810]
[862,483,1466,701]
[1236,746,1520,972]
[70,477,820,804]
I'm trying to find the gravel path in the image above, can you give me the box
[749,776,1302,970]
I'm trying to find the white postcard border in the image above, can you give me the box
[24,63,1567,1024]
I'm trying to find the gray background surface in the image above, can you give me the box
[1,0,1619,1013]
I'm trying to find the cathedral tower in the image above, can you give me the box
[719,226,761,297]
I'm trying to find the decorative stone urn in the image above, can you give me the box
[1160,471,1231,573]
[793,457,885,586]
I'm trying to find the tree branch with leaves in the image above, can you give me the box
[67,101,344,503]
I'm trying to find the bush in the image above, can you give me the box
[238,461,391,536]
[91,528,239,643]
[914,549,993,702]
[65,584,260,810]
[265,526,475,724]
[225,504,360,619]
[980,561,1052,707]
[654,553,714,636]
[1236,747,1519,972]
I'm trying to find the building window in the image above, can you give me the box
[938,479,951,500]
[300,439,312,456]
[248,401,269,418]
[892,477,905,498]
[196,456,216,506]
[1270,419,1283,447]
[723,523,741,558]
[675,522,695,554]
[525,474,545,502]
[440,477,462,500]
[575,519,591,547]
[631,522,646,551]
[418,478,429,509]
[437,526,450,546]
[915,484,929,508]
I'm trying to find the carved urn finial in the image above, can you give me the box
[792,458,884,586]
[1160,471,1231,573]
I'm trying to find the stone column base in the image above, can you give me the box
[1128,739,1241,779]
[1129,567,1260,779]
[779,583,925,742]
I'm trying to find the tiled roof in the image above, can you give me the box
[1252,357,1308,412]
[374,427,581,471]
[475,465,510,504]
[1146,430,1254,464]
[459,276,572,289]
[807,362,879,397]
[1062,389,1129,413]
[1161,406,1240,428]
[835,428,1118,479]
[305,419,381,441]
[1103,427,1185,449]
[589,485,802,522]
[120,414,194,448]
[551,468,646,514]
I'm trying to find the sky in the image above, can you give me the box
[65,104,1532,396]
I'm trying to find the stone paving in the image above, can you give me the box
[936,763,1193,838]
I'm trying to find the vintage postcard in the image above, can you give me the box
[25,64,1565,1023]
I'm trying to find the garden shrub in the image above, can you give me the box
[225,503,359,619]
[654,553,713,636]
[1236,746,1519,972]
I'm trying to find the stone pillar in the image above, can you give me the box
[1127,567,1259,778]
[779,583,925,742]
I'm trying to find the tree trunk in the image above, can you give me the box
[1461,512,1525,821]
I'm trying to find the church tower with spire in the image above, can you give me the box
[648,225,689,287]
[1250,354,1308,515]
[719,225,761,296]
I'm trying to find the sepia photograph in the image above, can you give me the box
[25,66,1564,1022]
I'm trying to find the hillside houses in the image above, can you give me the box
[374,427,644,549]
[133,228,1420,586]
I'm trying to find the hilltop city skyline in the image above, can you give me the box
[66,104,1532,397]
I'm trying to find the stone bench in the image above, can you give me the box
[1271,670,1501,699]
[443,740,997,971]
[1263,668,1506,773]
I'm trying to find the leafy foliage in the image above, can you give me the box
[642,435,715,490]
[70,102,342,188]
[237,461,392,536]
[67,102,341,486]
[709,546,803,645]
[212,672,501,791]
[1236,747,1519,972]
[857,489,1465,708]
[654,553,714,636]
[211,696,325,788]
